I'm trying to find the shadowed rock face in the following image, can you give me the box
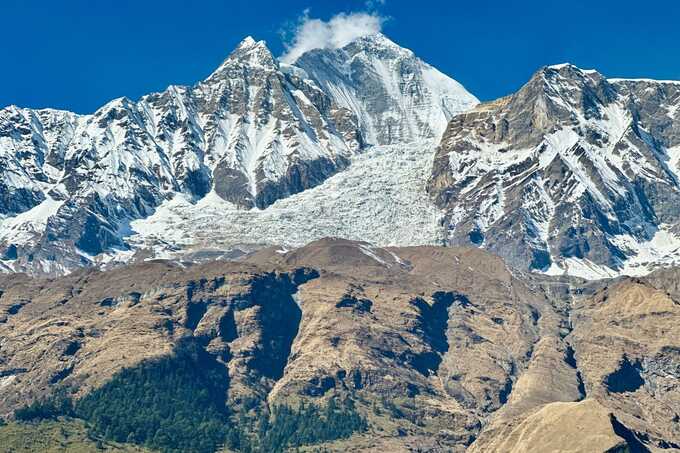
[605,356,644,393]
[1,239,677,451]
[428,64,680,276]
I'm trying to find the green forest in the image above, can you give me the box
[13,339,366,453]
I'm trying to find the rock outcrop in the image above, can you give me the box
[2,239,678,451]
[428,64,680,278]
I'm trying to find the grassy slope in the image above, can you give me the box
[0,418,152,453]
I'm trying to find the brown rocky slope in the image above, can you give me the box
[0,238,678,452]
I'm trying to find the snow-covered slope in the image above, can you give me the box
[107,140,446,265]
[60,37,363,210]
[294,33,478,145]
[0,106,80,215]
[0,34,475,275]
[428,63,680,278]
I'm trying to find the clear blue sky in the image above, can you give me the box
[2,0,680,113]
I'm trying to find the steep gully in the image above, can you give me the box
[180,268,318,409]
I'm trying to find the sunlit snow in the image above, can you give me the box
[121,141,447,260]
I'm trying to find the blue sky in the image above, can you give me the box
[2,0,680,113]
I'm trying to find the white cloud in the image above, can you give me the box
[280,10,386,64]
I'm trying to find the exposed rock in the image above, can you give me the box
[428,64,680,278]
[1,240,678,451]
[0,241,545,451]
[568,278,680,448]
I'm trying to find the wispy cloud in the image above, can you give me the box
[365,0,386,9]
[280,9,387,64]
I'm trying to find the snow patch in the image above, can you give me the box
[358,243,388,266]
[0,196,63,246]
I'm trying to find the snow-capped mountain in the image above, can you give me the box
[0,33,477,275]
[293,33,477,145]
[11,33,680,280]
[428,63,680,278]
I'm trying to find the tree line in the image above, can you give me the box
[13,339,366,453]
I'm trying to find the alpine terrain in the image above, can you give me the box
[1,29,680,453]
[1,239,679,452]
[0,33,476,275]
[429,64,680,278]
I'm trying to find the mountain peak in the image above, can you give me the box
[233,36,267,52]
[546,62,579,71]
[287,33,412,66]
[238,35,257,47]
[206,36,277,80]
[543,63,600,77]
[339,32,414,60]
[515,63,611,111]
[227,36,273,63]
[348,32,394,46]
[292,33,476,146]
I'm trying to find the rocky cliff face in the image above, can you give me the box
[0,39,362,274]
[0,34,476,276]
[428,64,680,278]
[1,240,677,452]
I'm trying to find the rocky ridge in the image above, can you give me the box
[1,239,678,452]
[0,34,477,275]
[429,64,680,278]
